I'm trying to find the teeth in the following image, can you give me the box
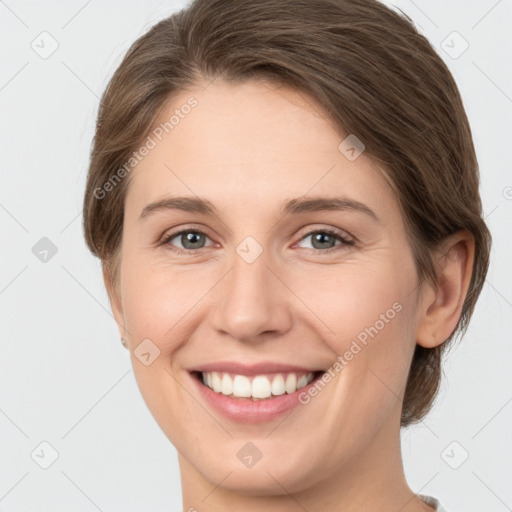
[212,372,221,393]
[297,374,308,389]
[252,376,271,399]
[221,373,233,395]
[200,371,316,399]
[271,374,286,396]
[285,373,297,394]
[233,375,252,397]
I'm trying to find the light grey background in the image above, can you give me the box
[0,1,510,511]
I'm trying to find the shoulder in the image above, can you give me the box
[419,494,450,512]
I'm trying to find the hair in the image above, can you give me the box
[83,0,491,426]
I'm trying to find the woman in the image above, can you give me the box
[83,0,491,510]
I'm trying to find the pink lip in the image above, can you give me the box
[188,370,324,424]
[190,360,323,376]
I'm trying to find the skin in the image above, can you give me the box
[104,79,475,511]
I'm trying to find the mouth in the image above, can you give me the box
[188,369,327,423]
[190,370,324,400]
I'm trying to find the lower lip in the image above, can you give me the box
[189,371,324,423]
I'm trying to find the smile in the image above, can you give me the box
[198,371,317,399]
[188,365,327,423]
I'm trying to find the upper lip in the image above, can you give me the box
[190,361,324,376]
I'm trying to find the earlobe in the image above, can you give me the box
[415,231,475,349]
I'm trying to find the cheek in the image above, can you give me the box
[119,254,198,343]
[296,270,418,452]
[297,257,418,403]
[302,258,415,345]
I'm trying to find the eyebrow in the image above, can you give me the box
[139,195,379,222]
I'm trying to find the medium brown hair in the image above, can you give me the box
[83,0,491,426]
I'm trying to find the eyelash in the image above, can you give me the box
[159,227,355,255]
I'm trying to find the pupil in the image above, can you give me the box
[313,232,334,249]
[183,232,203,249]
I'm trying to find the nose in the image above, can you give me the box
[209,247,293,343]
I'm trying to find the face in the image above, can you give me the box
[111,80,424,498]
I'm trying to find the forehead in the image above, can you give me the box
[125,80,398,220]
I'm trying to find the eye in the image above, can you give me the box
[160,227,354,255]
[296,228,354,252]
[161,229,214,253]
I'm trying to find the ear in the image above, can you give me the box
[415,231,475,348]
[102,262,128,341]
